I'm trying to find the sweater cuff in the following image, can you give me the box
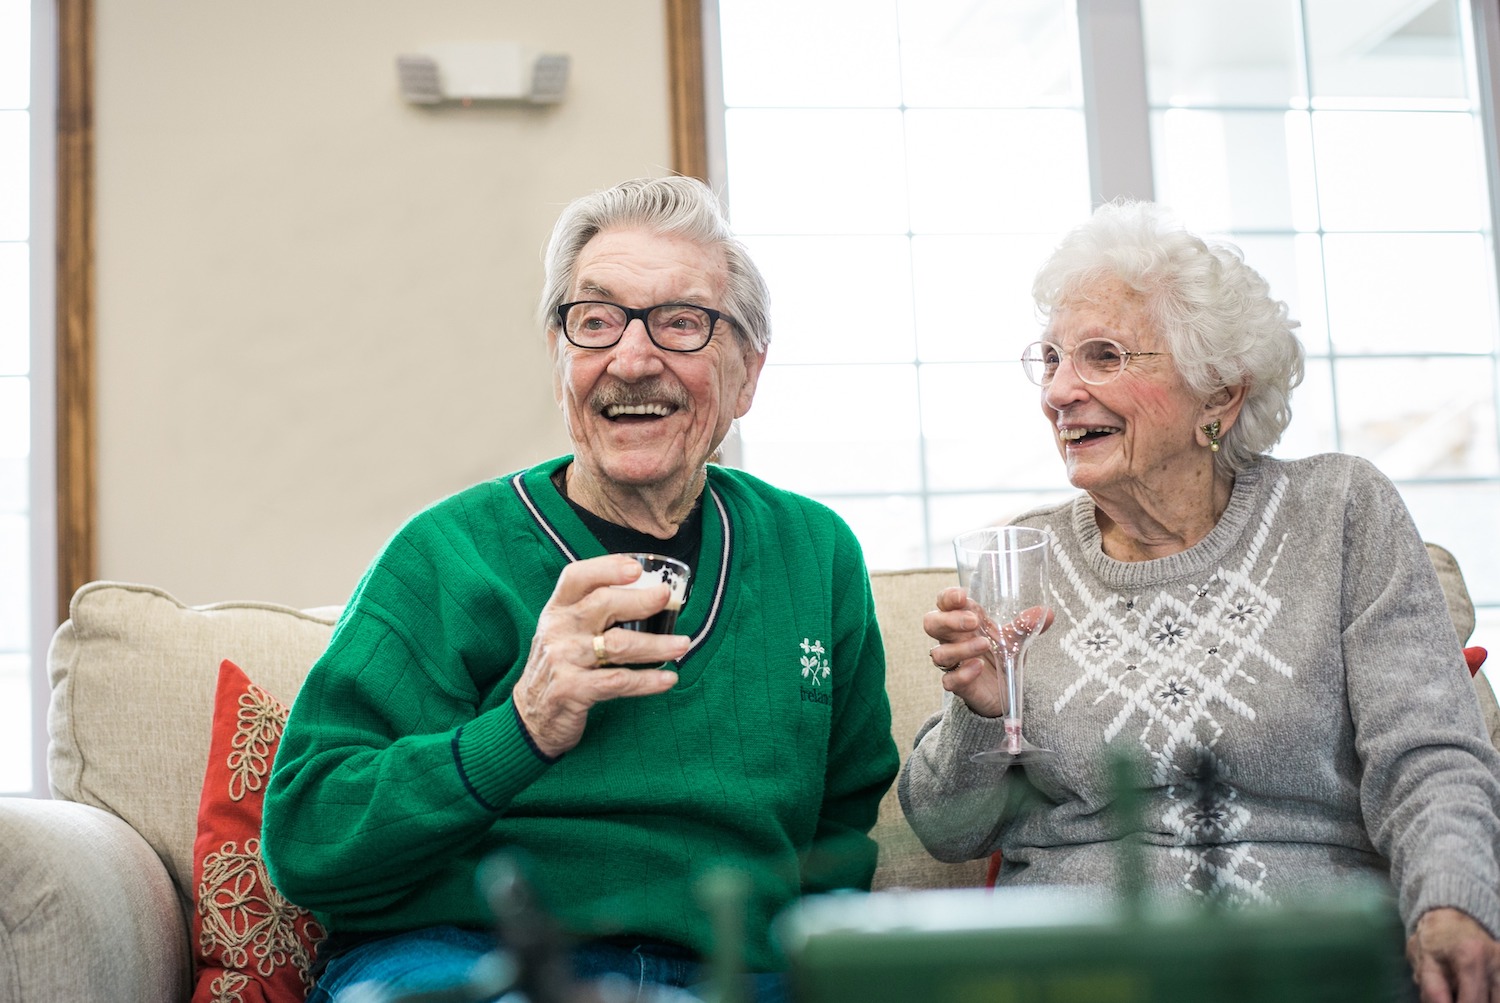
[946,696,1013,753]
[511,701,563,765]
[453,700,553,811]
[1409,871,1500,939]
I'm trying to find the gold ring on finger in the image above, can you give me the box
[593,633,609,668]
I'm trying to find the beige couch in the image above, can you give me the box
[1,551,1493,1002]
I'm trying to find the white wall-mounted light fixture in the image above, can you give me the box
[396,42,570,106]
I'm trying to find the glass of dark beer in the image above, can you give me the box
[614,553,691,667]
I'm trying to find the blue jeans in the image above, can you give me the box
[307,926,791,1003]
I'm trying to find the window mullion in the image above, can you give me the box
[1077,0,1155,204]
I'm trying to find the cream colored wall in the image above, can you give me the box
[94,1,674,608]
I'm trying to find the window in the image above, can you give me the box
[706,0,1500,647]
[1,0,36,794]
[5,0,66,799]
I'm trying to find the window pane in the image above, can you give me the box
[1,0,29,798]
[1273,357,1339,459]
[1322,232,1495,355]
[0,375,26,458]
[1227,233,1329,356]
[1305,0,1466,102]
[905,109,1091,233]
[1314,111,1485,231]
[0,241,27,374]
[0,110,27,242]
[0,652,29,792]
[720,0,901,107]
[1401,482,1500,608]
[911,234,1060,363]
[0,0,27,110]
[738,364,922,494]
[920,362,1068,492]
[1151,110,1315,231]
[1335,357,1499,478]
[898,0,1080,108]
[819,494,927,571]
[929,490,1073,562]
[0,454,25,513]
[0,511,23,649]
[1142,0,1302,107]
[725,109,908,235]
[741,236,913,364]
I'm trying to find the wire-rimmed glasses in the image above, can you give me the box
[557,300,731,353]
[1021,337,1169,386]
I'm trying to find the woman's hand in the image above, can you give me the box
[512,554,690,758]
[924,587,1051,718]
[1407,907,1500,1002]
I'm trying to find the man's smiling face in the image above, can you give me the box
[549,226,764,498]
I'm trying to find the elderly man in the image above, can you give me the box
[262,176,899,1003]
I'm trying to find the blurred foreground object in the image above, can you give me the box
[778,881,1405,1003]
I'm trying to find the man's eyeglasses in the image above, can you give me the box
[557,301,730,353]
[1020,337,1170,387]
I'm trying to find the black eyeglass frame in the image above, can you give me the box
[1020,338,1170,387]
[556,300,733,353]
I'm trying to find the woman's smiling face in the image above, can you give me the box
[1040,278,1207,499]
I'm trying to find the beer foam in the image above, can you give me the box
[619,563,688,609]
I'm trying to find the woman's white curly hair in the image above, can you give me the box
[1032,199,1305,475]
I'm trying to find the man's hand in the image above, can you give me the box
[1407,907,1500,1003]
[511,555,690,758]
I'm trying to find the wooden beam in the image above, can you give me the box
[55,0,96,622]
[665,0,710,181]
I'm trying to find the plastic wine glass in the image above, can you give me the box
[952,526,1055,765]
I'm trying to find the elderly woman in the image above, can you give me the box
[899,200,1500,1001]
[263,176,898,1003]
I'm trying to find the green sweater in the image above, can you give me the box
[262,457,898,971]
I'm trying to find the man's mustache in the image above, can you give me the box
[588,380,691,412]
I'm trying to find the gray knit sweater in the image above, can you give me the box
[898,453,1500,936]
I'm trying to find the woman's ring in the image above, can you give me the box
[930,645,952,672]
[593,633,609,668]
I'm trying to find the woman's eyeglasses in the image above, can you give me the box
[1020,338,1169,386]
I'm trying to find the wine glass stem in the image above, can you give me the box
[1003,655,1024,754]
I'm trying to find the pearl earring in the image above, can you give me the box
[1201,419,1222,453]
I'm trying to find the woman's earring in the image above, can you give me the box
[1201,419,1222,453]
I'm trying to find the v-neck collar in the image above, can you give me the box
[511,457,730,665]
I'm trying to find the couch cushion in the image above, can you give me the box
[1427,542,1475,644]
[48,582,336,909]
[868,568,987,890]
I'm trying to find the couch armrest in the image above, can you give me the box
[0,797,192,1003]
[1475,671,1500,751]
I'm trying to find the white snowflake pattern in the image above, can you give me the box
[1081,628,1118,654]
[1151,616,1190,648]
[1155,676,1193,709]
[1223,597,1263,626]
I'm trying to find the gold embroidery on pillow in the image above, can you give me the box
[227,682,286,802]
[198,838,324,989]
[207,968,251,1003]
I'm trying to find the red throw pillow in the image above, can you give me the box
[1466,646,1488,677]
[192,659,326,1003]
